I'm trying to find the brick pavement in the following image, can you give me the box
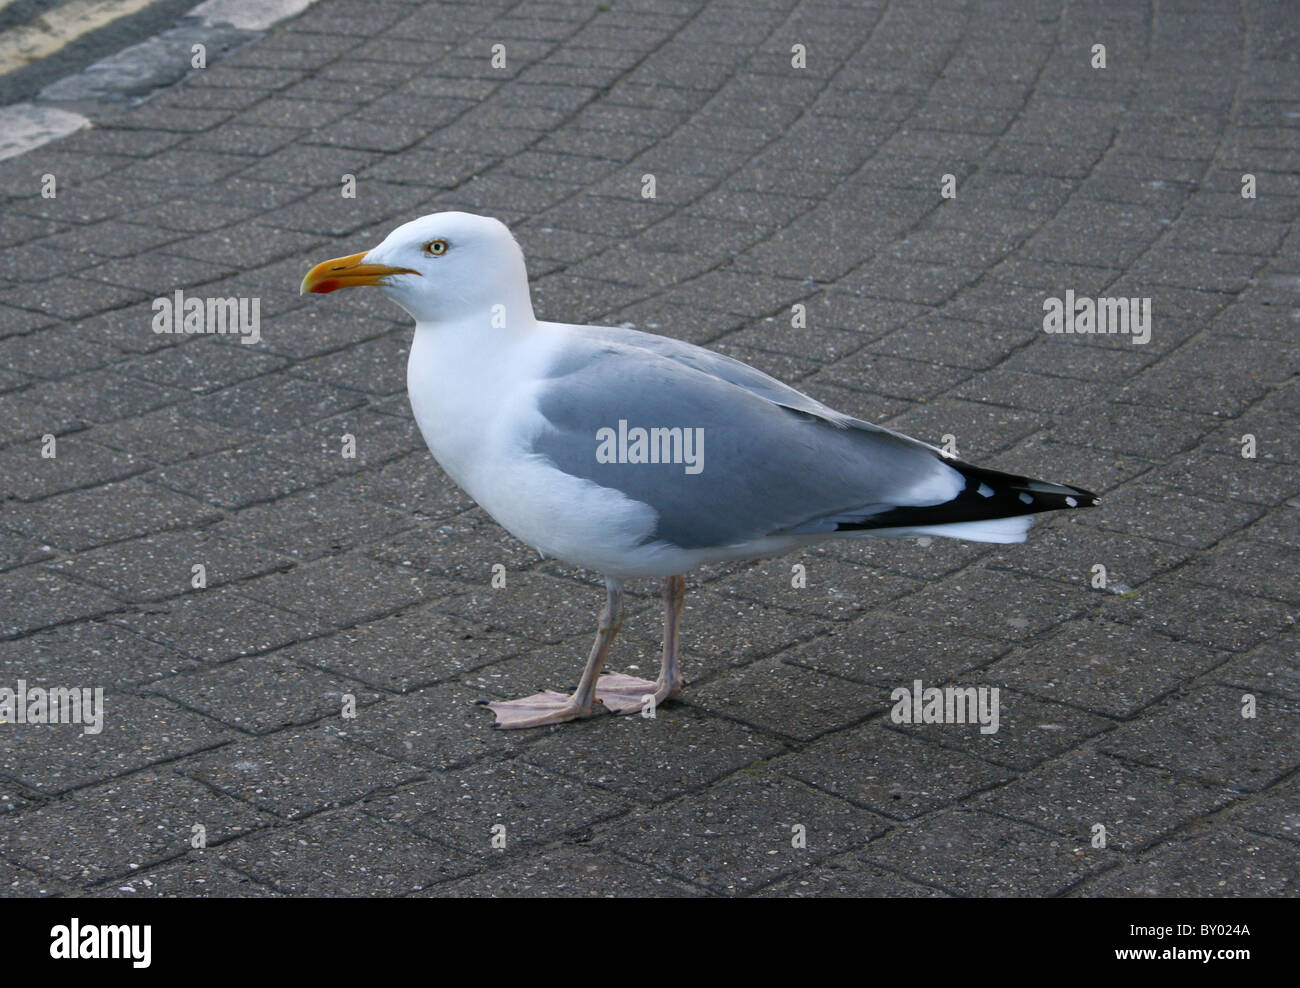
[0,0,1296,897]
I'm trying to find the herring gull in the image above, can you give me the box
[301,212,1098,729]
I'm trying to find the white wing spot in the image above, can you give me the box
[1019,492,1033,504]
[1065,496,1078,507]
[977,483,994,498]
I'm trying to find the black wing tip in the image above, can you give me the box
[952,462,1102,517]
[1050,483,1101,508]
[831,468,1100,535]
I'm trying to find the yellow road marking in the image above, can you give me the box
[0,0,160,76]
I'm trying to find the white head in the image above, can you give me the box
[301,211,533,325]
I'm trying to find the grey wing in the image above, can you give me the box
[566,324,856,426]
[531,339,964,550]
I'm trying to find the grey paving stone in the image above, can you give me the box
[287,335,410,396]
[588,771,889,896]
[255,309,401,362]
[0,531,55,573]
[1104,579,1294,653]
[711,550,922,622]
[45,529,292,604]
[216,807,475,895]
[89,858,281,897]
[364,760,629,857]
[953,368,1101,414]
[0,769,271,885]
[185,374,368,435]
[520,704,785,803]
[776,723,1015,820]
[820,350,970,400]
[687,658,892,741]
[1,861,71,897]
[113,585,319,664]
[1222,774,1299,845]
[275,599,519,694]
[322,680,532,771]
[1179,538,1300,604]
[23,370,190,427]
[976,751,1236,852]
[3,477,220,552]
[178,726,423,820]
[1215,633,1300,705]
[0,435,146,501]
[150,444,335,510]
[0,277,148,321]
[85,404,254,463]
[893,567,1091,644]
[1098,685,1300,793]
[438,570,641,645]
[1076,826,1295,897]
[657,590,835,668]
[365,512,536,586]
[0,325,123,379]
[892,687,1115,772]
[861,809,1119,897]
[427,844,706,897]
[882,397,1046,457]
[983,438,1156,498]
[0,619,195,690]
[785,611,1009,686]
[1115,337,1295,417]
[0,693,233,796]
[822,528,994,582]
[0,565,124,638]
[754,855,948,897]
[210,488,414,562]
[260,407,422,480]
[460,629,694,700]
[989,618,1228,720]
[146,652,382,735]
[329,452,478,520]
[237,553,442,629]
[1201,409,1300,468]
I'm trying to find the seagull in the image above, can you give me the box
[301,212,1098,729]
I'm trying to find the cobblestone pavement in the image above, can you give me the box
[1,0,1297,897]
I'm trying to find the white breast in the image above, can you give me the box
[405,321,659,573]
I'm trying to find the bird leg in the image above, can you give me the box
[484,578,624,729]
[597,574,685,715]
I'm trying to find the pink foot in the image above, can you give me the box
[481,691,605,729]
[595,672,681,716]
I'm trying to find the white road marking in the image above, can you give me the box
[0,101,88,158]
[0,0,160,76]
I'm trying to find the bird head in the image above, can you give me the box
[300,211,531,325]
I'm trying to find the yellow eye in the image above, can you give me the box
[424,239,448,256]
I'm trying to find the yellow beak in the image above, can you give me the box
[299,251,417,294]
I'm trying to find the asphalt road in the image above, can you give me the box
[0,0,198,104]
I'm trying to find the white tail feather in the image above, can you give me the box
[884,515,1036,544]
